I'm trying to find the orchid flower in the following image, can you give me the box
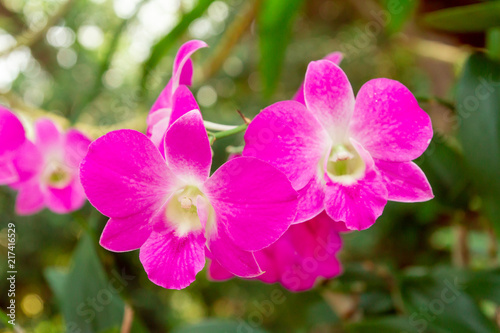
[0,106,26,185]
[80,88,298,290]
[9,118,90,215]
[209,210,347,292]
[243,58,433,230]
[146,40,207,148]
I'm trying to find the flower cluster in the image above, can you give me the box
[0,109,90,215]
[80,41,297,290]
[0,39,433,291]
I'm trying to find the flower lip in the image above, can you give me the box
[165,185,215,238]
[325,142,366,185]
[42,159,73,188]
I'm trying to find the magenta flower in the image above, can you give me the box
[146,40,207,148]
[80,90,298,290]
[243,59,433,230]
[8,118,91,215]
[0,107,26,185]
[209,211,347,292]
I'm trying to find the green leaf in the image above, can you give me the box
[456,53,500,235]
[45,234,126,333]
[345,316,422,333]
[422,2,500,32]
[382,0,419,34]
[461,268,500,304]
[399,267,498,333]
[172,319,269,333]
[417,136,470,209]
[258,0,305,97]
[487,27,500,61]
[44,267,68,302]
[306,300,339,327]
[0,308,12,328]
[141,0,215,89]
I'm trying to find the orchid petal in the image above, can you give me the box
[375,160,434,202]
[324,140,388,230]
[164,110,211,182]
[204,156,298,251]
[139,230,206,290]
[243,100,329,190]
[293,52,343,104]
[304,60,355,142]
[80,129,177,219]
[350,79,433,162]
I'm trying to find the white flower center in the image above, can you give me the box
[42,160,72,188]
[166,186,215,237]
[325,143,365,185]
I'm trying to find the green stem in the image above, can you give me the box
[212,123,248,141]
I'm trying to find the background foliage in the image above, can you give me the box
[1,0,500,332]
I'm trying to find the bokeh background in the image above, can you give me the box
[1,0,500,332]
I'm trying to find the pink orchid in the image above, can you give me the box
[243,58,433,230]
[80,89,298,290]
[0,106,26,185]
[209,211,347,292]
[9,118,91,215]
[146,40,207,148]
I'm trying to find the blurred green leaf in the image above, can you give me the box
[399,268,498,333]
[487,27,500,61]
[359,291,394,315]
[172,319,269,333]
[417,136,470,209]
[258,0,305,97]
[0,308,11,328]
[141,0,215,90]
[45,234,125,333]
[456,53,500,234]
[423,2,500,32]
[345,316,421,333]
[382,0,419,34]
[306,300,339,327]
[461,268,500,304]
[130,317,151,333]
[45,267,68,300]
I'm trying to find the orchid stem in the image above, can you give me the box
[212,123,248,141]
[203,120,238,131]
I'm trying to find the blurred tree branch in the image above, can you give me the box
[452,213,470,268]
[201,0,262,81]
[406,37,471,65]
[120,304,134,333]
[0,2,25,32]
[0,0,74,57]
[69,0,148,124]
